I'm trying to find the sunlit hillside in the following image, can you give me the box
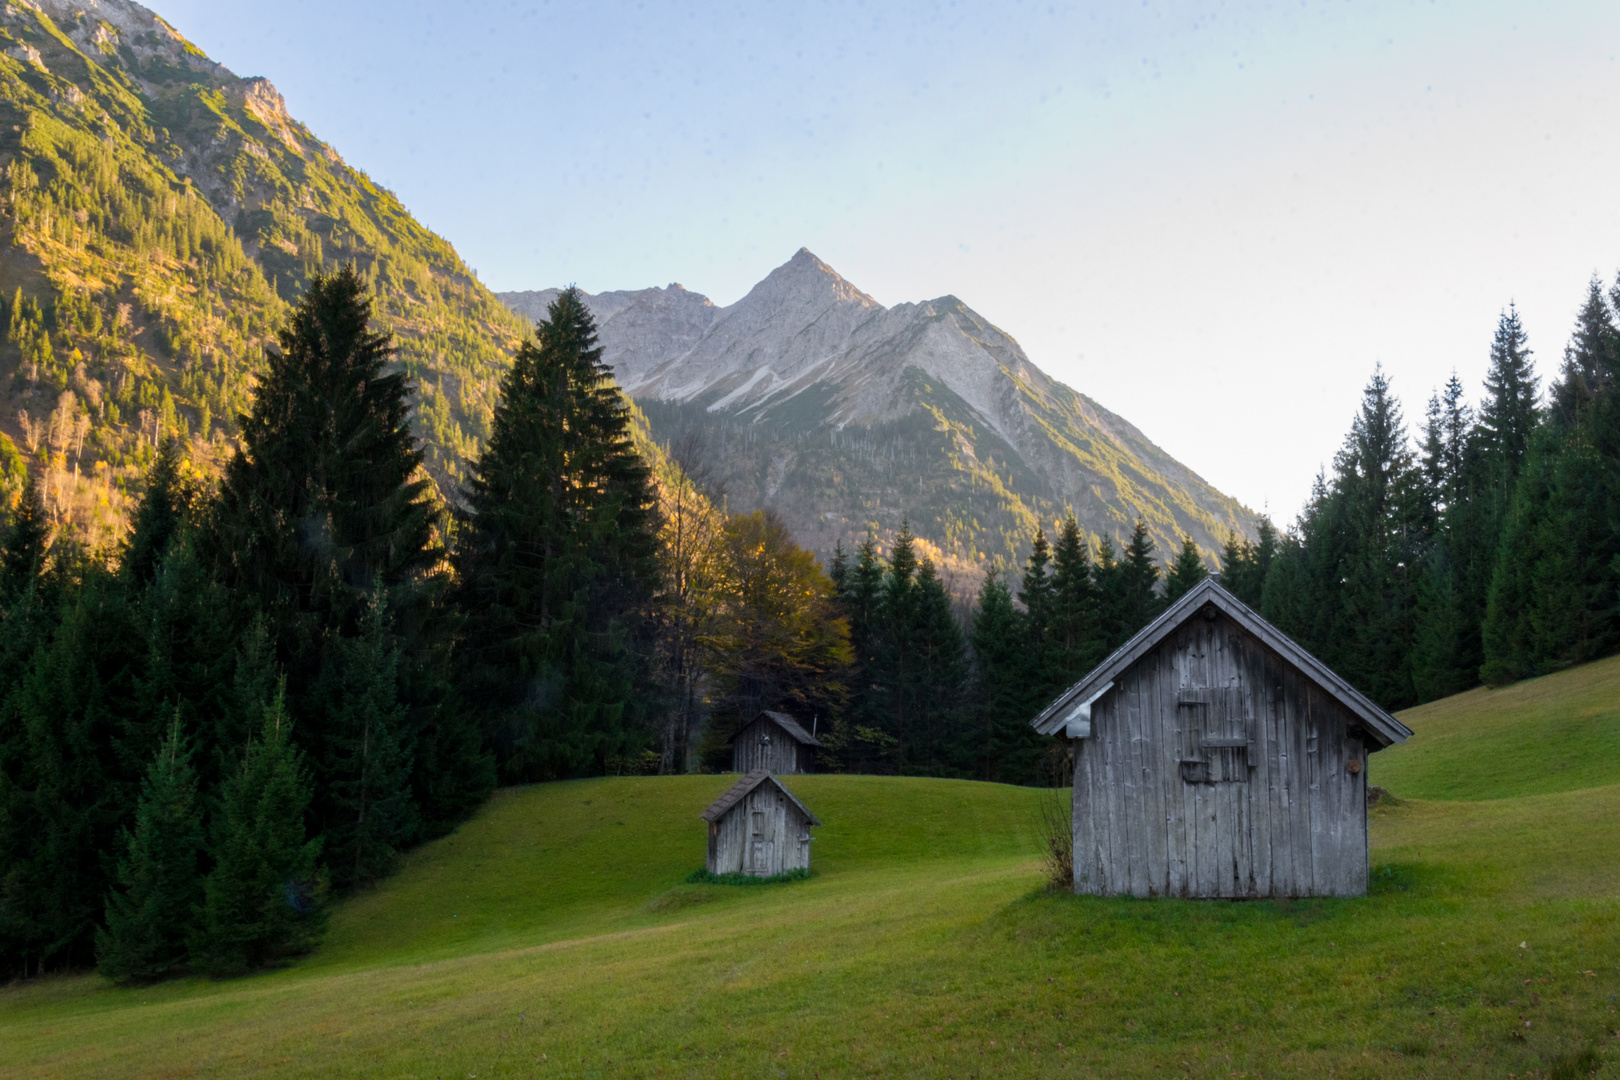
[0,0,528,542]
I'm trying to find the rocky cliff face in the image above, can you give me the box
[500,250,1255,579]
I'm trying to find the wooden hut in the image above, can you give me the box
[700,770,821,877]
[1031,577,1411,898]
[729,710,821,774]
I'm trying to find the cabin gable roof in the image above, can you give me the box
[699,769,823,826]
[1030,577,1412,747]
[731,710,821,747]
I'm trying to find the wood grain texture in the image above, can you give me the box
[730,714,817,775]
[1069,607,1373,898]
[705,784,815,876]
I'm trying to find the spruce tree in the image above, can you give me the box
[1219,519,1278,609]
[97,715,203,983]
[1091,534,1123,648]
[7,559,144,970]
[1164,535,1207,604]
[971,569,1042,783]
[209,264,441,649]
[1478,305,1539,493]
[1483,276,1620,683]
[1549,278,1615,430]
[906,557,969,775]
[1262,471,1348,666]
[137,538,236,792]
[0,481,60,975]
[1220,531,1252,595]
[1049,514,1102,680]
[872,523,921,764]
[837,535,886,731]
[453,286,658,781]
[123,438,193,589]
[207,265,470,836]
[320,591,416,890]
[1340,369,1424,706]
[196,686,324,977]
[1112,520,1162,644]
[1410,373,1486,700]
[827,540,849,595]
[1019,526,1056,665]
[0,470,47,606]
[219,618,280,780]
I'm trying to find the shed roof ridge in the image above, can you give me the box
[756,710,822,746]
[1029,578,1411,747]
[698,770,823,826]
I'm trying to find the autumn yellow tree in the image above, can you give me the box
[699,509,851,769]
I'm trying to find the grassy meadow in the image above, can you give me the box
[2,660,1619,1078]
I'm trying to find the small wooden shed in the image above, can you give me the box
[729,710,821,774]
[700,770,821,877]
[1032,577,1411,899]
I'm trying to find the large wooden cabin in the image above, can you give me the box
[1032,577,1411,898]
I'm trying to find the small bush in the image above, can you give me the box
[685,867,811,887]
[1036,786,1072,890]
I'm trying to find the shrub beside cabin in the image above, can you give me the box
[730,711,820,774]
[700,771,820,877]
[1032,578,1411,898]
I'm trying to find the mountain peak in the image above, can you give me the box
[751,248,881,312]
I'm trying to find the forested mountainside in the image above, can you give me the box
[502,250,1257,580]
[0,0,525,542]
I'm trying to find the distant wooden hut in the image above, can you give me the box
[1032,577,1412,898]
[730,710,821,774]
[700,770,821,877]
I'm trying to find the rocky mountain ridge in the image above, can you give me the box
[501,251,1255,578]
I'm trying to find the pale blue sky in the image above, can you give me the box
[161,0,1620,521]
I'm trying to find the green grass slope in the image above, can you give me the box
[1372,653,1620,800]
[3,670,1620,1079]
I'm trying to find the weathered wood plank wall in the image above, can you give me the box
[1071,611,1368,898]
[731,719,808,774]
[706,785,814,876]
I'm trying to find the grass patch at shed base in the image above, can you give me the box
[684,866,812,886]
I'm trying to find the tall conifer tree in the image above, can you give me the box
[320,591,416,890]
[906,557,969,774]
[1164,535,1207,604]
[1478,305,1539,494]
[837,535,886,731]
[123,438,193,589]
[971,569,1041,783]
[195,687,324,977]
[0,470,46,606]
[1049,514,1102,680]
[97,716,203,983]
[1483,276,1620,682]
[1019,526,1055,666]
[5,559,144,970]
[207,265,472,836]
[1411,373,1486,700]
[1111,520,1162,645]
[453,287,659,781]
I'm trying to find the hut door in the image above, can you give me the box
[749,804,776,876]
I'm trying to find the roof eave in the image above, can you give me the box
[1030,578,1411,748]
